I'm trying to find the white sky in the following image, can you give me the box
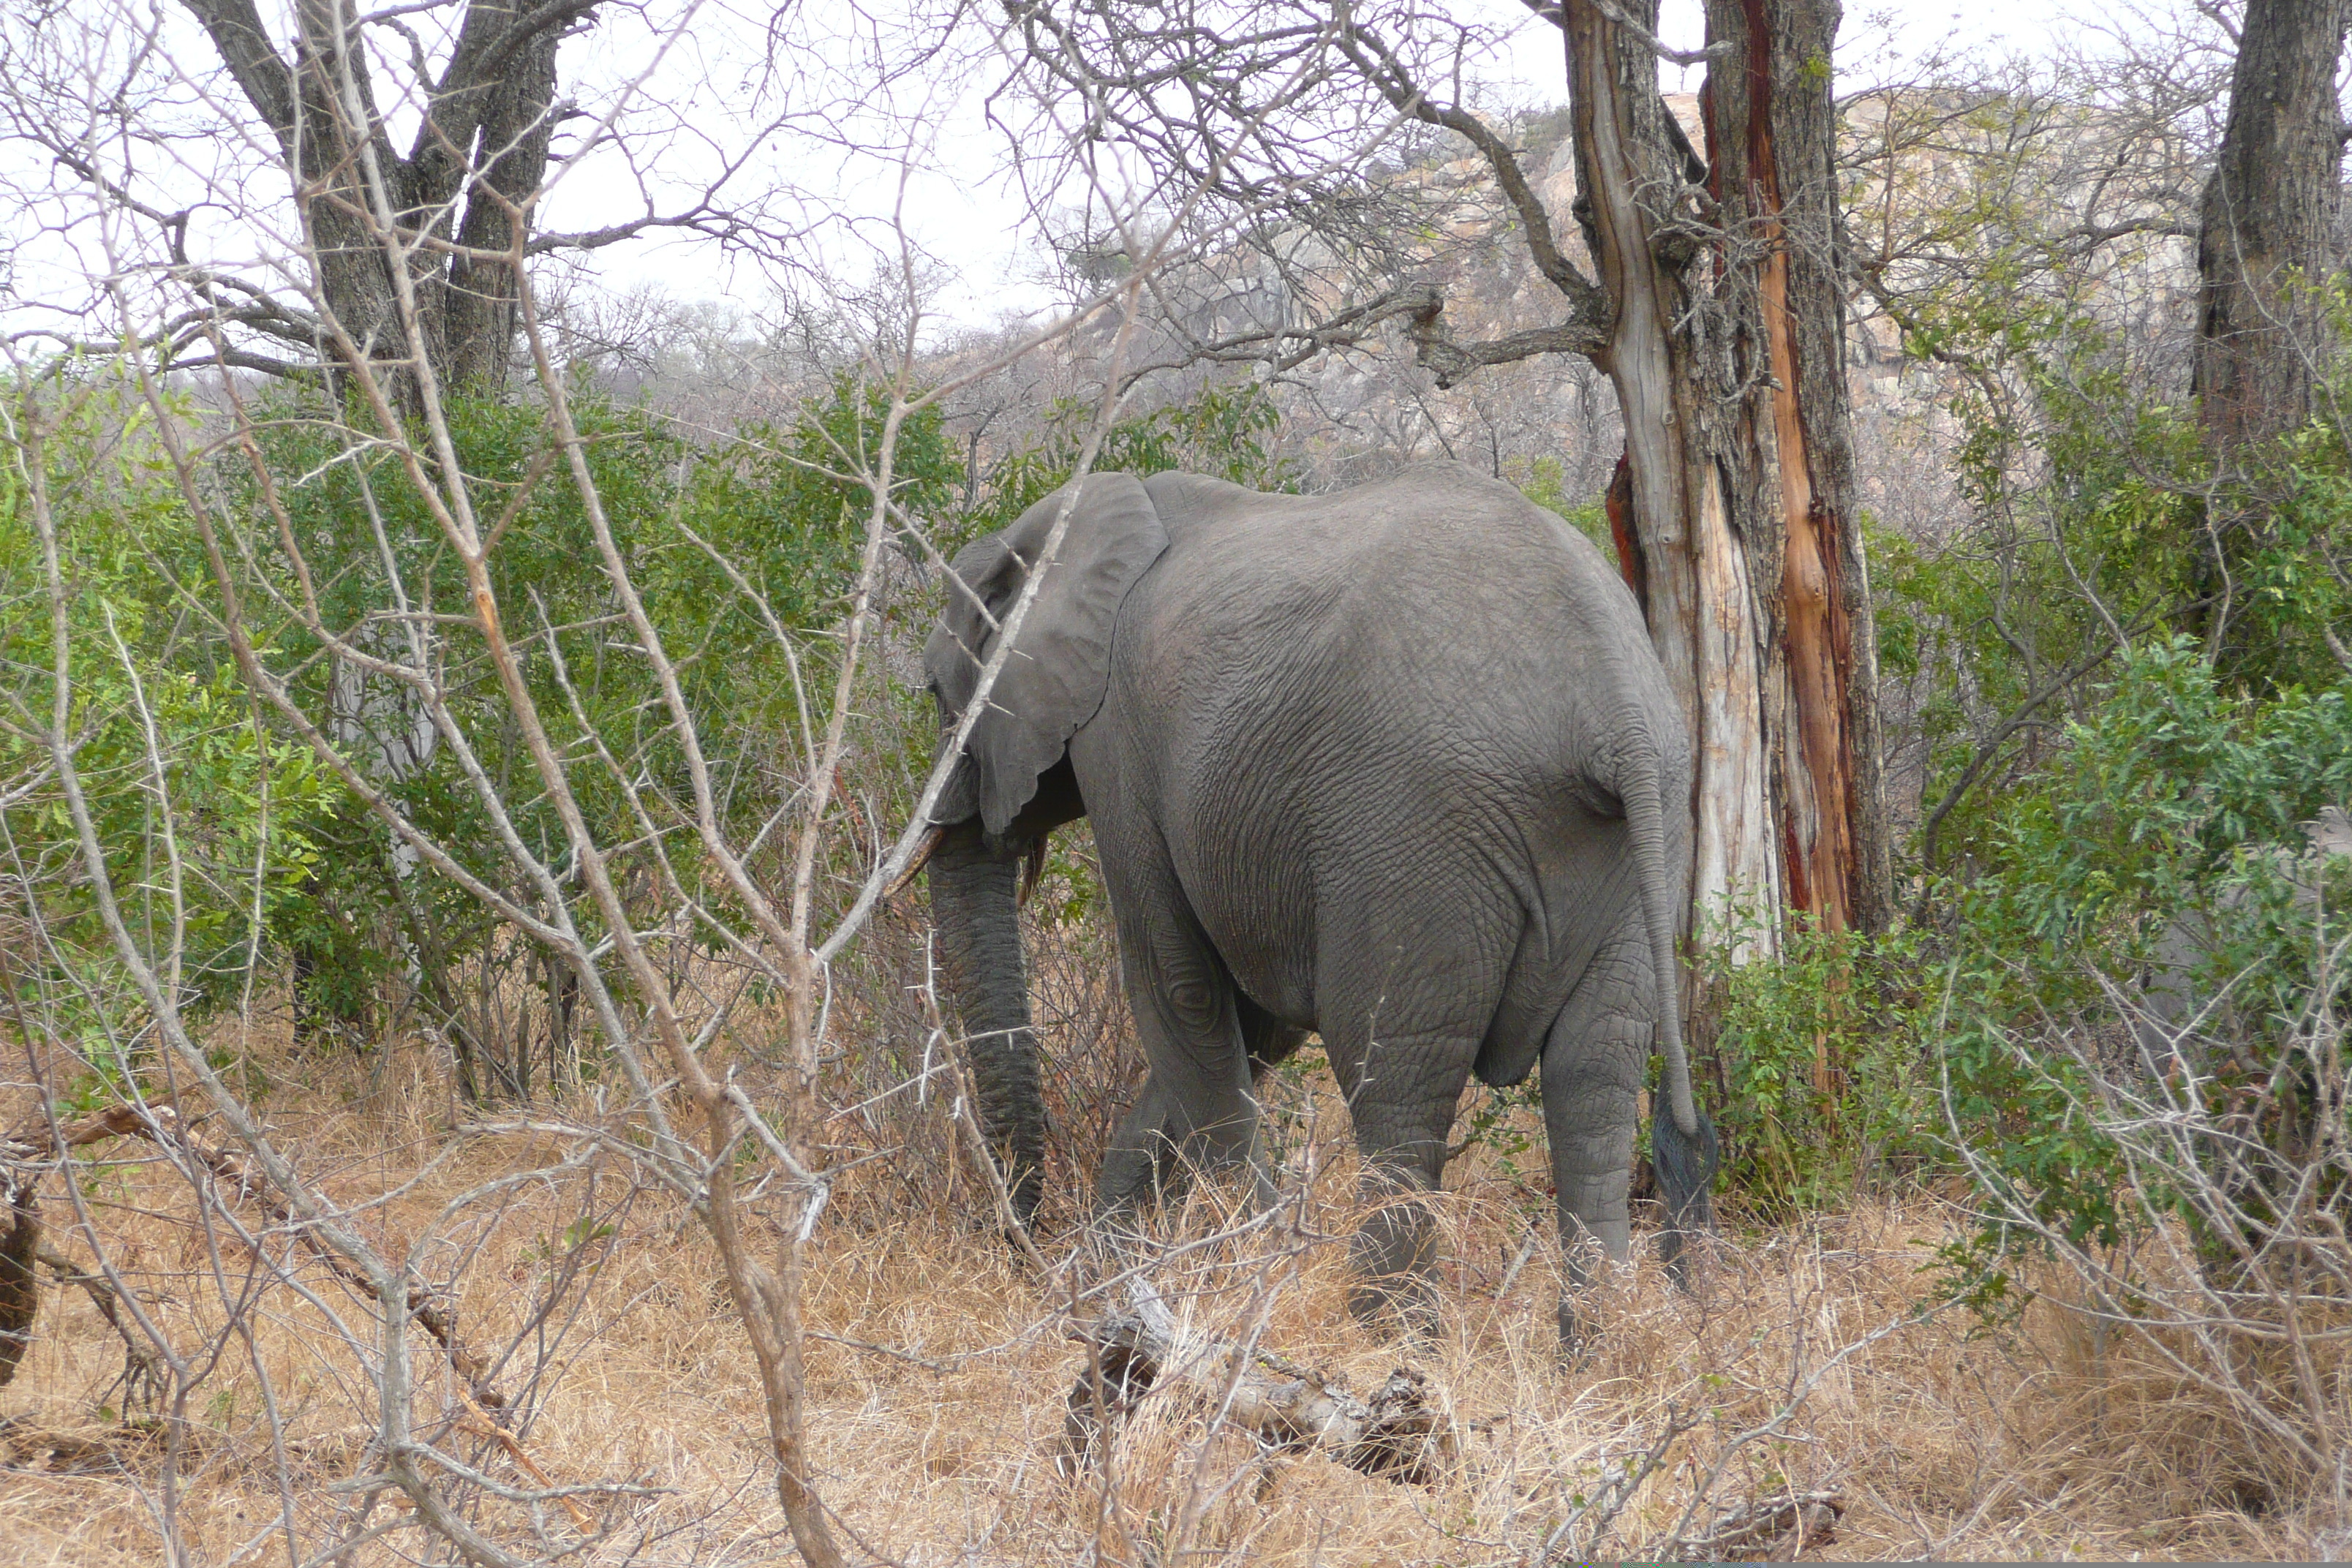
[562,0,2092,333]
[0,0,2120,348]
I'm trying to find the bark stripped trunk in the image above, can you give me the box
[1565,0,1779,963]
[1703,0,1888,947]
[1567,0,1889,967]
[2193,0,2351,456]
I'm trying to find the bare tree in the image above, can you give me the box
[1,0,791,403]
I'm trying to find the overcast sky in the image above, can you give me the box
[559,0,2098,333]
[0,0,2133,350]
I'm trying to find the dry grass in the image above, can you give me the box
[0,1013,2335,1566]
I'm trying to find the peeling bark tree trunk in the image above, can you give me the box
[2193,0,2351,456]
[1565,0,1891,976]
[1703,0,1891,944]
[1567,0,1779,959]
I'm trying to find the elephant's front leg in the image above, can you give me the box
[1541,936,1652,1352]
[1095,883,1272,1221]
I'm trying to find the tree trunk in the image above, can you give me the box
[1566,0,1780,961]
[180,0,583,402]
[1703,0,1891,941]
[2192,0,2350,666]
[2193,0,2351,456]
[1564,0,1890,963]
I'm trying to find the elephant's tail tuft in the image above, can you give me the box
[1652,1098,1718,1289]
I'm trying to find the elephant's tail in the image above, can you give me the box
[1622,743,1717,1262]
[1621,744,1698,1139]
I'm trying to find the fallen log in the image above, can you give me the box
[1674,1489,1845,1561]
[1062,1276,1459,1487]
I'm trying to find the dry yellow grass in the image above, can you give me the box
[0,1023,2334,1565]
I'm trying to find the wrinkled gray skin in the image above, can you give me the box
[922,464,1718,1341]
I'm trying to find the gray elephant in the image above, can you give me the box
[915,463,1717,1339]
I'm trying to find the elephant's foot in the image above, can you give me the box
[1556,1292,1599,1364]
[1553,1226,1628,1358]
[1345,1187,1441,1336]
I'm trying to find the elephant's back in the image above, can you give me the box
[1100,464,1674,1028]
[1129,464,1656,753]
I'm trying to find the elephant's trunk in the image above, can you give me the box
[928,827,1046,1228]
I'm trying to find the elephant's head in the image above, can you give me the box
[916,474,1168,1226]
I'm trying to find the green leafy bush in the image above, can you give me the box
[1700,921,1934,1218]
[236,377,959,1081]
[2,372,343,1030]
[1932,638,2352,1277]
[1502,454,1611,551]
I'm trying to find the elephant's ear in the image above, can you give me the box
[921,473,1168,835]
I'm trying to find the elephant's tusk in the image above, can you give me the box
[883,825,946,900]
[1017,835,1048,908]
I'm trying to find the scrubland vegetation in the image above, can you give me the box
[4,0,2352,1563]
[7,1022,2345,1564]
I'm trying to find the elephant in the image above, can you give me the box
[914,461,1718,1341]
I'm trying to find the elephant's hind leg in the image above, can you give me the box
[1327,1026,1483,1330]
[1540,932,1652,1351]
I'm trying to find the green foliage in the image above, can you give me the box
[1873,167,2352,1304]
[1700,921,1934,1219]
[4,362,965,1094]
[1931,638,2352,1285]
[1,374,342,1030]
[969,380,1298,545]
[1502,456,1613,551]
[1870,318,2213,874]
[1875,268,2352,878]
[235,376,959,1048]
[2220,412,2352,685]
